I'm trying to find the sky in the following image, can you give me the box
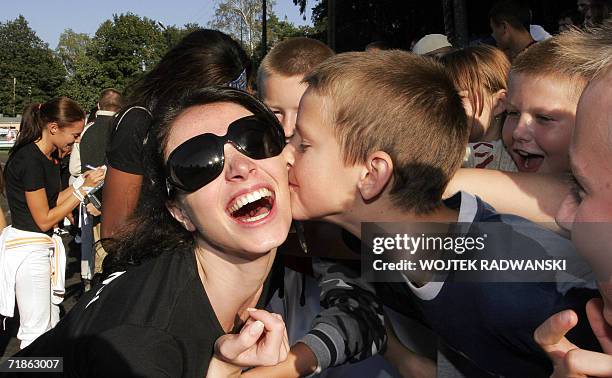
[1,0,314,49]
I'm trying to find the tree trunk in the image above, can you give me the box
[327,0,336,50]
[453,0,469,48]
[262,0,267,56]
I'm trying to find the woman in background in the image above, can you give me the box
[0,98,104,348]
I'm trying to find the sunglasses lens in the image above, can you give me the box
[232,116,285,159]
[167,134,223,192]
[166,114,284,194]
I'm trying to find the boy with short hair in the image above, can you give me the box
[287,50,599,376]
[502,38,588,174]
[258,37,334,139]
[248,37,397,377]
[446,37,592,233]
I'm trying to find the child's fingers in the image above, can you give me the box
[562,348,612,377]
[246,309,286,365]
[586,298,612,354]
[215,320,265,362]
[533,310,579,360]
[246,309,286,333]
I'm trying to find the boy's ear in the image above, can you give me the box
[166,200,196,232]
[492,89,507,116]
[357,151,393,202]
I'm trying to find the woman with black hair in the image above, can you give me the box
[101,28,252,241]
[15,88,290,377]
[0,98,105,348]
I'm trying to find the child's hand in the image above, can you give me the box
[205,356,242,378]
[214,308,289,368]
[534,298,612,377]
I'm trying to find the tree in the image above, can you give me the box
[251,13,319,65]
[88,13,166,91]
[160,22,202,50]
[57,16,202,109]
[56,29,90,77]
[0,16,65,116]
[208,0,275,56]
[308,0,446,52]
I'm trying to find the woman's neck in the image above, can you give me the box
[194,241,277,333]
[34,132,55,158]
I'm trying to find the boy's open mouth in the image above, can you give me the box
[227,187,275,224]
[513,149,544,172]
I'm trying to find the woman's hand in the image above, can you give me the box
[534,299,612,377]
[86,203,101,217]
[214,308,289,368]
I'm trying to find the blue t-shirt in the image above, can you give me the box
[397,192,600,377]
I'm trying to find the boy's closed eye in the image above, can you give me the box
[535,114,556,123]
[298,141,311,153]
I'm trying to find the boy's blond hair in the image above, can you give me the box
[257,37,334,92]
[304,50,468,214]
[552,19,612,80]
[511,38,589,101]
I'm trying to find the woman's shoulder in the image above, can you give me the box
[91,247,199,309]
[6,144,40,170]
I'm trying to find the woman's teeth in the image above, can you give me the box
[243,211,270,222]
[229,187,273,213]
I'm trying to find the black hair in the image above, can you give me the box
[489,0,532,31]
[102,87,276,275]
[125,29,251,114]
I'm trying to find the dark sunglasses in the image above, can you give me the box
[165,113,285,194]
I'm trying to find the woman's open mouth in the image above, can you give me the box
[227,187,276,224]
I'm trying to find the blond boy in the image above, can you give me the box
[502,38,589,174]
[247,38,396,377]
[447,38,592,230]
[258,37,333,140]
[287,50,599,376]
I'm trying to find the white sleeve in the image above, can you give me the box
[69,142,82,177]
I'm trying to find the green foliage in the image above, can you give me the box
[251,13,319,66]
[0,16,65,116]
[57,29,90,77]
[88,13,167,91]
[57,14,201,109]
[2,6,315,113]
[208,0,276,57]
